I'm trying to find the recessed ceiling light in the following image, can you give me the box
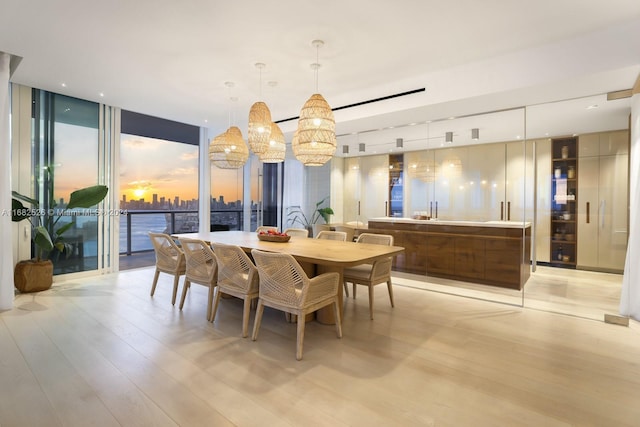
[61,83,66,87]
[99,92,104,97]
[204,119,208,123]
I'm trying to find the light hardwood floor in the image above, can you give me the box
[1,266,639,426]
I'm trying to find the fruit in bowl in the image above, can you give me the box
[258,229,289,237]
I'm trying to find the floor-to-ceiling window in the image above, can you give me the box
[31,91,109,275]
[118,111,199,262]
[210,167,244,230]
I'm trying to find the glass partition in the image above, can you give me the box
[335,98,629,320]
[523,95,631,320]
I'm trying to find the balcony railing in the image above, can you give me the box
[120,209,254,255]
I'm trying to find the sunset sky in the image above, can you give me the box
[53,124,244,205]
[120,134,199,202]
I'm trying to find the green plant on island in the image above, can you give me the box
[287,196,334,229]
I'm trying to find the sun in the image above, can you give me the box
[133,188,146,198]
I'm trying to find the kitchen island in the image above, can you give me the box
[368,218,531,290]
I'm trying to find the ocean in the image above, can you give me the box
[119,213,169,253]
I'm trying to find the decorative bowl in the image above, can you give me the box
[257,234,291,243]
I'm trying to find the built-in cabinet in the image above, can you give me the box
[405,141,534,223]
[356,154,388,223]
[389,154,404,217]
[577,130,629,272]
[550,137,578,268]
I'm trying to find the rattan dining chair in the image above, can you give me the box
[178,238,218,321]
[210,242,260,338]
[251,249,342,360]
[315,230,347,241]
[333,225,356,242]
[148,232,186,305]
[343,233,395,319]
[283,227,309,238]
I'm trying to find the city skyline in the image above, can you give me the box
[119,193,244,211]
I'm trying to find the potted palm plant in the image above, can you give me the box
[287,196,334,237]
[12,165,108,292]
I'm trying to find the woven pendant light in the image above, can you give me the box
[209,126,249,169]
[293,40,336,166]
[248,101,272,154]
[294,93,335,166]
[247,63,272,155]
[259,122,286,163]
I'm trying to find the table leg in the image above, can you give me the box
[315,265,343,325]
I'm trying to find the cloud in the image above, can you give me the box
[167,167,198,177]
[126,180,152,189]
[180,151,199,160]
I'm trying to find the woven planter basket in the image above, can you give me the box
[14,259,53,293]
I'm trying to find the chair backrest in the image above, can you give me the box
[149,232,185,271]
[283,228,309,238]
[333,225,355,242]
[256,226,278,234]
[315,230,347,241]
[211,242,259,292]
[251,249,309,308]
[179,238,217,284]
[356,233,394,246]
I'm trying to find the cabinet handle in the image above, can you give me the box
[500,201,504,220]
[586,202,590,224]
[600,200,606,228]
[430,201,433,218]
[357,201,360,216]
[507,201,511,221]
[435,201,438,219]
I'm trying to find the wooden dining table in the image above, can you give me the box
[172,231,404,324]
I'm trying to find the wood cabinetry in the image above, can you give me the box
[369,220,531,290]
[577,130,629,272]
[550,137,578,268]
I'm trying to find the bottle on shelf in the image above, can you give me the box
[554,167,562,178]
[557,245,563,261]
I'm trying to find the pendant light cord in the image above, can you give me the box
[315,44,319,92]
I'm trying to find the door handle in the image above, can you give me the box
[507,201,511,221]
[500,201,504,220]
[357,201,361,216]
[430,201,433,218]
[435,201,438,219]
[385,201,388,216]
[586,202,590,224]
[600,200,606,228]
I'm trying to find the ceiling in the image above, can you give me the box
[2,0,640,157]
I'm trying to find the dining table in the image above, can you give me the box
[171,230,404,324]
